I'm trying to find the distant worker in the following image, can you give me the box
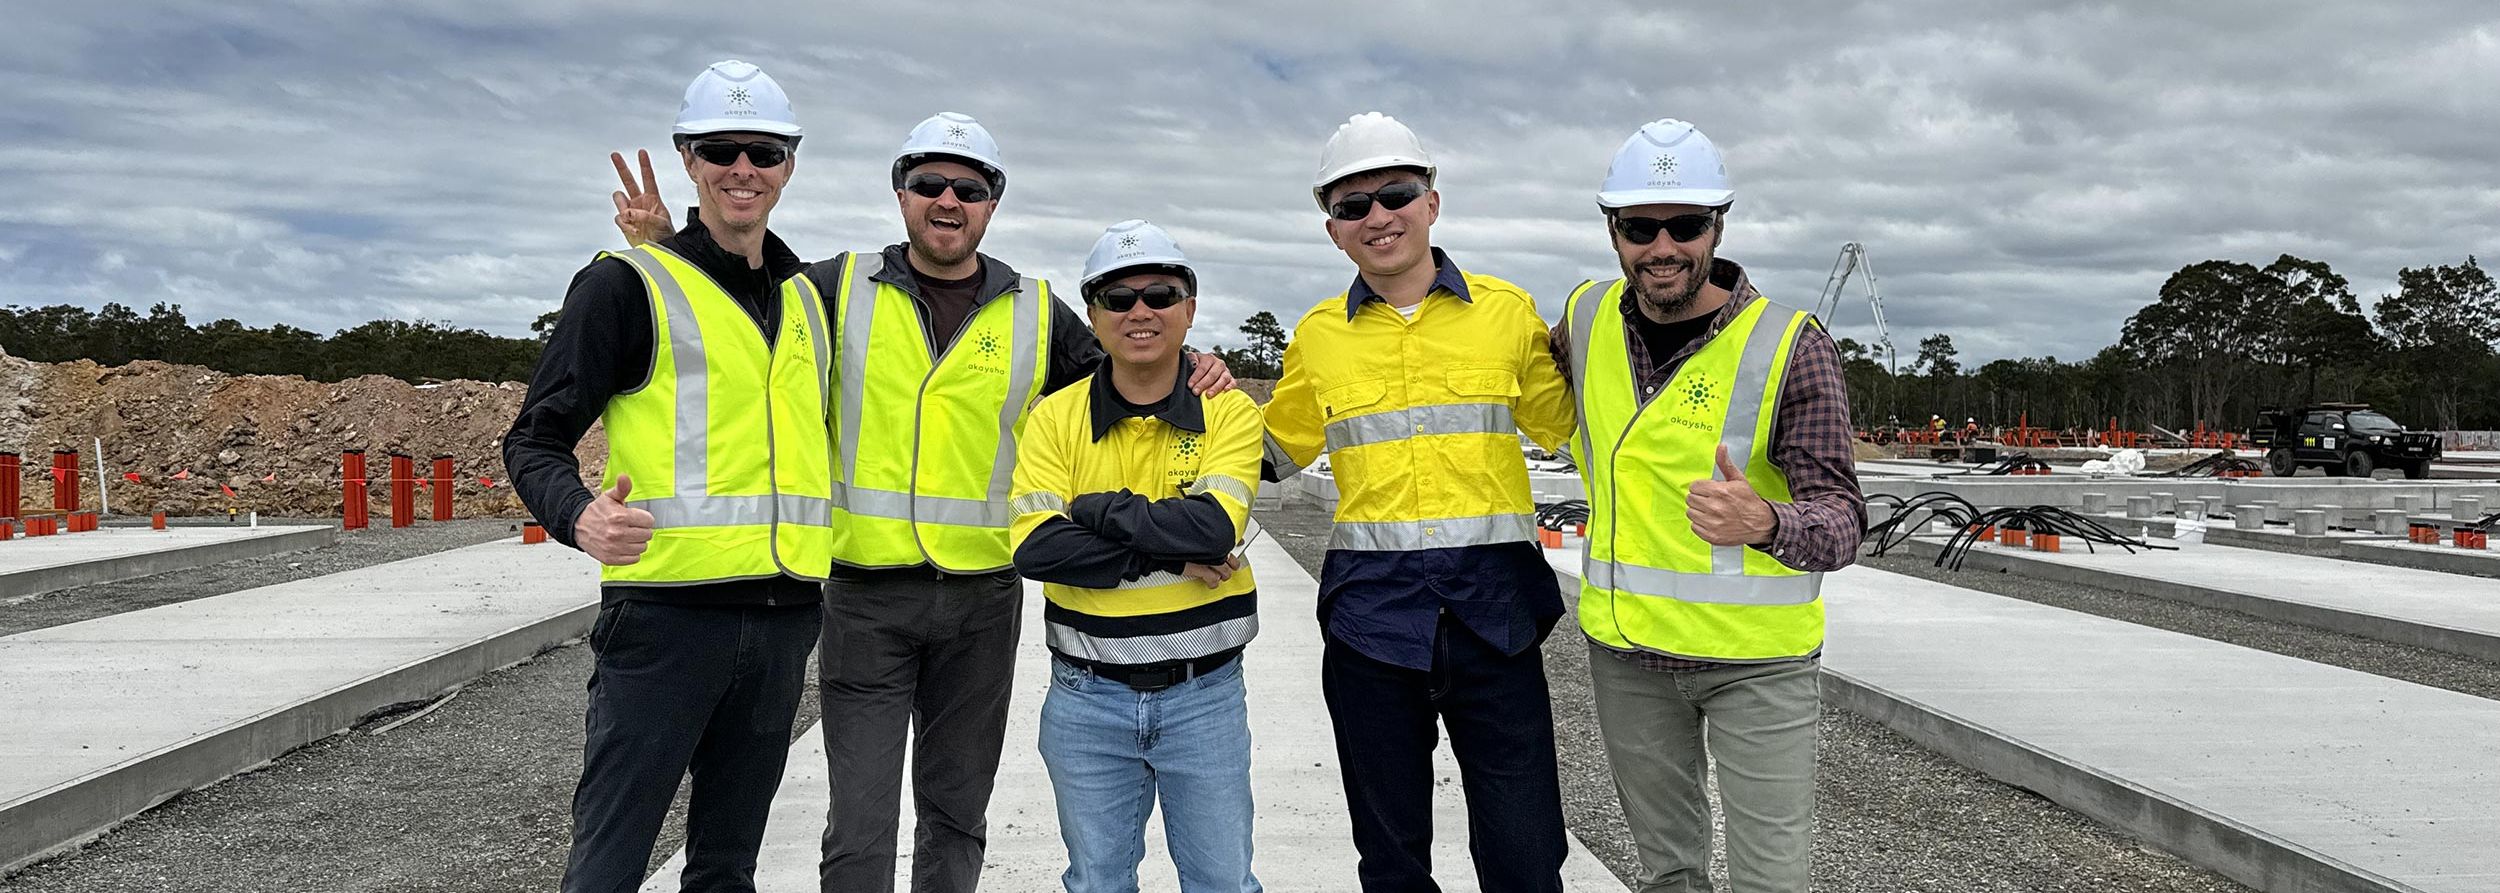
[506,60,827,893]
[1550,118,1866,893]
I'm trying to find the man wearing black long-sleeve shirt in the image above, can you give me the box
[503,61,825,893]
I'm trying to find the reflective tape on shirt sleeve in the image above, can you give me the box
[1012,492,1068,516]
[1262,432,1305,478]
[1185,474,1254,506]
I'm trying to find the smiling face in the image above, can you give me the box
[1610,201,1723,320]
[897,158,996,271]
[679,133,794,236]
[1086,270,1196,369]
[1321,168,1439,280]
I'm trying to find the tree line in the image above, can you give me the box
[0,303,551,384]
[1839,255,2498,434]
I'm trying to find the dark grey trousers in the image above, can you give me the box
[816,569,1023,893]
[562,601,821,893]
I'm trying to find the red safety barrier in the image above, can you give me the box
[389,453,415,529]
[52,449,79,512]
[0,519,12,540]
[0,451,18,519]
[431,455,455,521]
[521,521,547,545]
[342,450,369,530]
[152,511,167,530]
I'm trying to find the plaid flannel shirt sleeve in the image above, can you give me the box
[1758,323,1865,572]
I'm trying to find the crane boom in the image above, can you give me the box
[1813,242,1896,373]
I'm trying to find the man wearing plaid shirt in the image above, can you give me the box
[1549,119,1864,892]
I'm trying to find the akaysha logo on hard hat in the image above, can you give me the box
[726,86,753,108]
[945,125,971,148]
[1648,154,1680,188]
[1117,233,1143,257]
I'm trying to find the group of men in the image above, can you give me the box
[504,59,1861,893]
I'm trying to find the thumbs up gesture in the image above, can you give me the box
[575,474,658,565]
[1688,445,1777,547]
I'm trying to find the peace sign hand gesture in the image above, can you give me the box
[610,149,676,246]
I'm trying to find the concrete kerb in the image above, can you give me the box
[0,602,594,874]
[0,525,337,602]
[1890,537,2500,664]
[1815,670,2413,893]
[2340,540,2500,579]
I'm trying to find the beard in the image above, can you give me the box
[1624,254,1708,321]
[908,212,982,268]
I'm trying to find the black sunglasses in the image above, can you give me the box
[1612,212,1718,245]
[1326,180,1428,221]
[903,172,994,204]
[1089,284,1191,313]
[684,138,791,169]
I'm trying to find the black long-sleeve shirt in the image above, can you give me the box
[502,212,819,606]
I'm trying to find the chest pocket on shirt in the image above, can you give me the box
[1446,365,1521,402]
[1321,378,1388,419]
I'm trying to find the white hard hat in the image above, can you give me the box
[675,60,803,141]
[1597,118,1732,209]
[893,112,1006,196]
[1312,112,1436,209]
[1081,219,1196,296]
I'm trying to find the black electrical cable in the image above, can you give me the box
[1862,491,2172,569]
[1534,499,1590,530]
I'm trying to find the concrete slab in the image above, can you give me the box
[2340,539,2500,580]
[1820,566,2500,893]
[1890,536,2500,663]
[1539,544,2500,892]
[0,525,336,603]
[2082,512,2395,557]
[642,536,1626,892]
[0,538,598,873]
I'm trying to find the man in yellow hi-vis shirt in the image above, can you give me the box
[1263,112,1577,893]
[1011,220,1265,893]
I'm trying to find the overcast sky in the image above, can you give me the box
[3,1,2493,365]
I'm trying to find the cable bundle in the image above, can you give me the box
[1534,499,1590,531]
[1863,491,2172,569]
[2152,450,2264,478]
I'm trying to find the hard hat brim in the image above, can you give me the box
[676,118,805,138]
[1596,187,1734,210]
[1081,258,1196,297]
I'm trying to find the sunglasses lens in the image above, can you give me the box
[1092,285,1189,312]
[1615,217,1662,245]
[1664,214,1714,242]
[1328,196,1373,221]
[905,174,948,198]
[1615,213,1714,245]
[1374,182,1424,211]
[692,140,787,168]
[950,179,992,203]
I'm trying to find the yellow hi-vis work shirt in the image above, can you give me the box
[1263,263,1576,552]
[1009,371,1265,664]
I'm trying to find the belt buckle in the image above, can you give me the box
[1126,665,1186,692]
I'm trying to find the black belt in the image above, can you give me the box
[1056,648,1243,692]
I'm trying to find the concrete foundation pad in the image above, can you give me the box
[2081,513,2392,556]
[2341,539,2500,579]
[643,536,1625,892]
[0,525,336,603]
[0,538,598,873]
[1819,566,2500,893]
[1891,536,2500,663]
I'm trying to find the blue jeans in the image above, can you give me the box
[1038,655,1261,893]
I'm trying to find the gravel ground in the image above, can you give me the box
[1255,502,2249,893]
[0,521,825,893]
[0,516,519,637]
[1857,551,2500,701]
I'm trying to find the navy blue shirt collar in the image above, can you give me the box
[1346,246,1472,320]
[1088,360,1204,442]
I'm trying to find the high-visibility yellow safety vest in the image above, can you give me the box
[1564,280,1822,662]
[828,251,1052,573]
[598,244,834,585]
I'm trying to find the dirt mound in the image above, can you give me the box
[0,347,602,518]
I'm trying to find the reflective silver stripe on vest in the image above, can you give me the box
[792,273,834,417]
[613,247,714,502]
[1710,301,1802,575]
[981,277,1045,521]
[1324,403,1517,452]
[1047,614,1260,665]
[1012,492,1067,516]
[1262,432,1305,478]
[835,252,882,493]
[1185,474,1254,506]
[1583,557,1821,606]
[1331,512,1535,551]
[837,484,1010,528]
[630,494,834,528]
[1565,279,1614,461]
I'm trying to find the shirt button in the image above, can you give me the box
[1425,527,1438,536]
[1415,423,1427,434]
